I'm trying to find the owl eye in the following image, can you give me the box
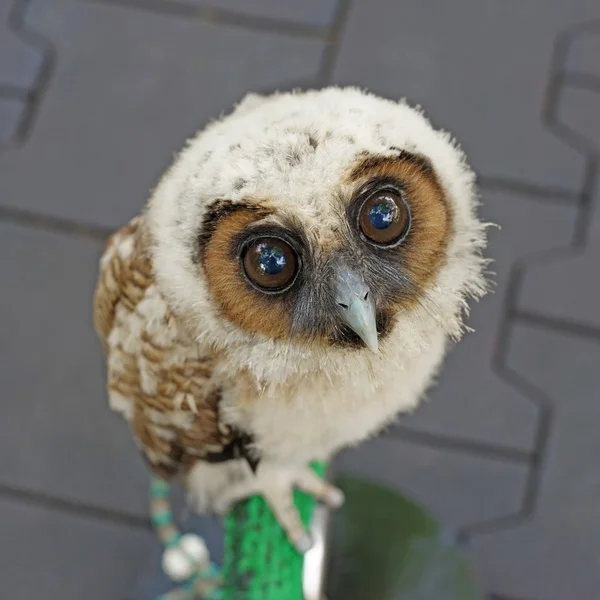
[242,237,298,292]
[358,190,411,246]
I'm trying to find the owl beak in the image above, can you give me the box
[334,264,379,353]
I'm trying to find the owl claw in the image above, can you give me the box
[212,463,343,553]
[295,533,313,554]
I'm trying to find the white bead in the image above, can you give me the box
[162,546,194,582]
[180,534,209,567]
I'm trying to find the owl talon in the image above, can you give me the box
[207,462,341,552]
[294,465,345,509]
[295,533,313,554]
[253,463,341,552]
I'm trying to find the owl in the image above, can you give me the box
[94,87,487,552]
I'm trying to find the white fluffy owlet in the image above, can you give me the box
[93,87,487,552]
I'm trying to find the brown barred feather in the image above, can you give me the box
[93,217,235,480]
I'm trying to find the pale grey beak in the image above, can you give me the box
[334,263,379,353]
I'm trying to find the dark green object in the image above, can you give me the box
[220,469,483,600]
[326,476,485,600]
[221,463,325,600]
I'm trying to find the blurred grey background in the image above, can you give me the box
[1,1,599,599]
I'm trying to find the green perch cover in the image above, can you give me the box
[221,462,326,600]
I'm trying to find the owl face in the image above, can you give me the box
[149,88,486,376]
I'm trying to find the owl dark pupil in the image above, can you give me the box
[369,200,395,229]
[257,244,286,275]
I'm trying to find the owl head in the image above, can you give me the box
[147,87,487,384]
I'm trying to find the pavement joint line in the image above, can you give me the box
[459,267,555,539]
[513,309,600,343]
[543,26,600,247]
[315,0,353,86]
[0,83,30,100]
[86,0,336,42]
[0,204,114,241]
[1,0,56,144]
[561,71,600,92]
[0,482,152,531]
[545,97,599,155]
[385,426,533,464]
[461,21,600,544]
[573,161,598,246]
[458,511,532,545]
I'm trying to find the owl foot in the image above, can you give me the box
[214,462,344,553]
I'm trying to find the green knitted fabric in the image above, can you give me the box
[221,463,326,600]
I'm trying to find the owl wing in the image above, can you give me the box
[93,217,235,479]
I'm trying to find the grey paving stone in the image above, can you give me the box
[0,495,154,600]
[0,0,45,89]
[518,236,600,329]
[562,29,600,239]
[336,436,528,530]
[398,188,578,451]
[0,0,325,229]
[0,222,150,517]
[469,322,600,600]
[131,0,338,28]
[331,0,600,191]
[0,96,23,141]
[565,26,600,77]
[518,85,600,327]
